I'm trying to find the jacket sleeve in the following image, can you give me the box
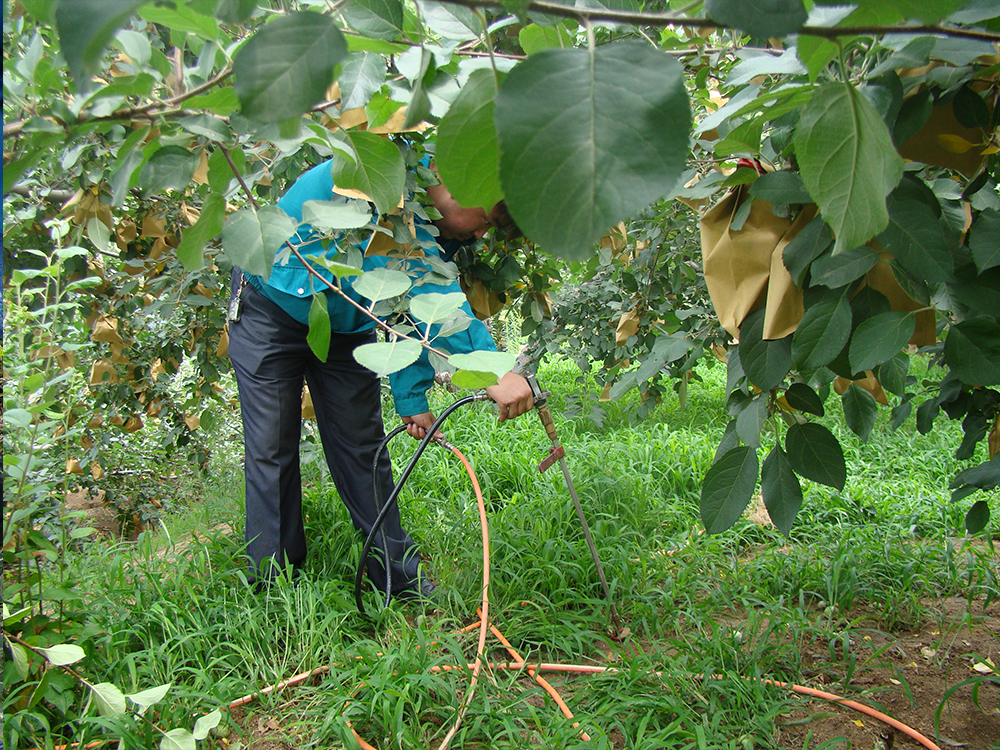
[388,279,497,417]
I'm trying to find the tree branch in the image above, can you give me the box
[446,0,1000,42]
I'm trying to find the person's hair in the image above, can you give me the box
[489,200,523,241]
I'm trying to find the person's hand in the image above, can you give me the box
[485,372,534,423]
[402,412,443,440]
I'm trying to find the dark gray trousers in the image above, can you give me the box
[227,271,421,590]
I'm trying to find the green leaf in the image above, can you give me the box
[221,206,298,281]
[849,311,915,373]
[353,339,422,377]
[739,308,792,392]
[809,243,879,288]
[736,395,768,449]
[496,41,690,261]
[234,12,347,124]
[761,445,803,538]
[635,334,693,385]
[795,82,903,255]
[842,383,878,442]
[309,257,364,278]
[436,68,503,211]
[340,0,404,41]
[184,87,241,115]
[193,710,222,741]
[177,194,226,272]
[126,683,172,709]
[714,420,740,463]
[952,83,992,129]
[784,383,824,416]
[9,641,30,680]
[783,216,833,286]
[797,35,839,82]
[178,114,231,142]
[706,0,807,38]
[970,208,1000,273]
[878,196,955,284]
[451,370,500,389]
[791,295,852,370]
[875,352,909,397]
[90,682,127,717]
[56,0,145,91]
[415,0,483,41]
[301,200,372,230]
[785,422,846,490]
[339,52,388,111]
[330,131,405,216]
[353,268,411,303]
[138,3,219,38]
[139,146,200,195]
[519,23,576,55]
[943,317,1000,386]
[701,446,759,534]
[965,501,990,534]
[449,351,516,379]
[748,171,812,205]
[159,728,196,750]
[950,455,1000,490]
[308,294,331,362]
[410,292,467,325]
[40,644,86,666]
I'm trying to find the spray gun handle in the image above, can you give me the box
[525,372,548,405]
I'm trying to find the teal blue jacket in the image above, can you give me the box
[244,159,496,417]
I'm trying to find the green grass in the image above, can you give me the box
[5,355,998,750]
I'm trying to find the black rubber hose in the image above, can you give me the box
[370,424,408,612]
[355,394,485,616]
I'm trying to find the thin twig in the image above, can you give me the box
[220,144,259,211]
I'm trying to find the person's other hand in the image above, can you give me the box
[485,372,534,423]
[402,412,443,440]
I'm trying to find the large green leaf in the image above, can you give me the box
[436,68,503,211]
[410,292,467,326]
[519,23,576,55]
[795,82,903,255]
[340,0,404,41]
[809,244,879,288]
[338,52,387,111]
[950,455,1000,491]
[748,171,812,205]
[761,445,803,538]
[330,131,405,216]
[706,0,808,39]
[221,207,298,281]
[90,682,127,717]
[159,728,196,750]
[842,383,878,442]
[177,194,226,271]
[878,196,955,284]
[701,446,759,534]
[785,422,846,490]
[783,215,834,286]
[791,295,852,370]
[784,383,824,417]
[739,308,792,392]
[943,317,1000,386]
[308,294,331,362]
[415,0,483,41]
[849,311,915,373]
[40,644,86,666]
[970,209,1000,274]
[965,501,990,534]
[449,351,516,380]
[301,200,372,230]
[354,339,422,377]
[139,146,200,195]
[736,395,768,449]
[634,333,693,385]
[353,268,411,303]
[138,3,219,38]
[234,12,347,124]
[56,0,145,91]
[495,41,690,261]
[126,683,172,709]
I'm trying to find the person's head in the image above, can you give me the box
[426,182,522,243]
